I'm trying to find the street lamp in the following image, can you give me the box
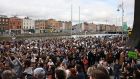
[117,0,124,41]
[70,0,73,37]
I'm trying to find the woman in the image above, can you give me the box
[82,56,89,72]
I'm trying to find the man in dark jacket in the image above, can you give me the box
[87,50,95,66]
[114,60,121,79]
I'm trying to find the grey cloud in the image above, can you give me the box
[0,0,134,26]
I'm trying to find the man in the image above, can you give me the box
[7,53,23,78]
[114,60,121,79]
[87,50,95,66]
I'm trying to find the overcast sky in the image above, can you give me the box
[0,0,134,26]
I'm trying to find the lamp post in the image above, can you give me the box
[117,0,124,41]
[71,0,73,36]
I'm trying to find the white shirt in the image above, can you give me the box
[24,67,33,75]
[47,62,54,66]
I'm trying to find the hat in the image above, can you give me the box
[33,68,46,79]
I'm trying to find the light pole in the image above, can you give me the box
[117,0,124,41]
[70,0,73,36]
[79,6,81,34]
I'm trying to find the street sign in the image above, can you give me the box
[122,22,128,32]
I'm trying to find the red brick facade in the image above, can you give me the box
[9,16,22,29]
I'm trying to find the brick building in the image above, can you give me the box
[46,19,60,32]
[35,20,47,33]
[0,15,9,34]
[9,16,22,34]
[83,22,96,32]
[35,20,46,29]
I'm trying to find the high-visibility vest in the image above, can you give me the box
[128,30,132,36]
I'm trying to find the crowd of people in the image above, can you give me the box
[0,35,140,79]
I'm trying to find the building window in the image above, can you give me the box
[5,19,8,22]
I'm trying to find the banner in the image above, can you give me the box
[128,51,138,59]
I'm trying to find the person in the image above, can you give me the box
[7,53,23,78]
[55,69,67,79]
[75,64,85,79]
[82,56,89,72]
[1,70,13,79]
[97,66,110,79]
[67,68,78,79]
[114,60,121,79]
[33,68,46,79]
[87,66,94,79]
[87,51,95,66]
[47,59,54,66]
[89,69,110,79]
[134,64,140,79]
[23,59,33,79]
[134,70,140,79]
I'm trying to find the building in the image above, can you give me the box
[59,21,72,33]
[105,25,111,32]
[65,21,72,30]
[97,24,106,32]
[9,16,22,34]
[116,26,123,32]
[46,19,60,32]
[110,25,116,32]
[0,15,9,34]
[35,20,47,33]
[35,20,46,29]
[83,22,96,32]
[22,17,35,33]
[97,24,118,32]
[73,22,97,33]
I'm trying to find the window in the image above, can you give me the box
[5,19,8,22]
